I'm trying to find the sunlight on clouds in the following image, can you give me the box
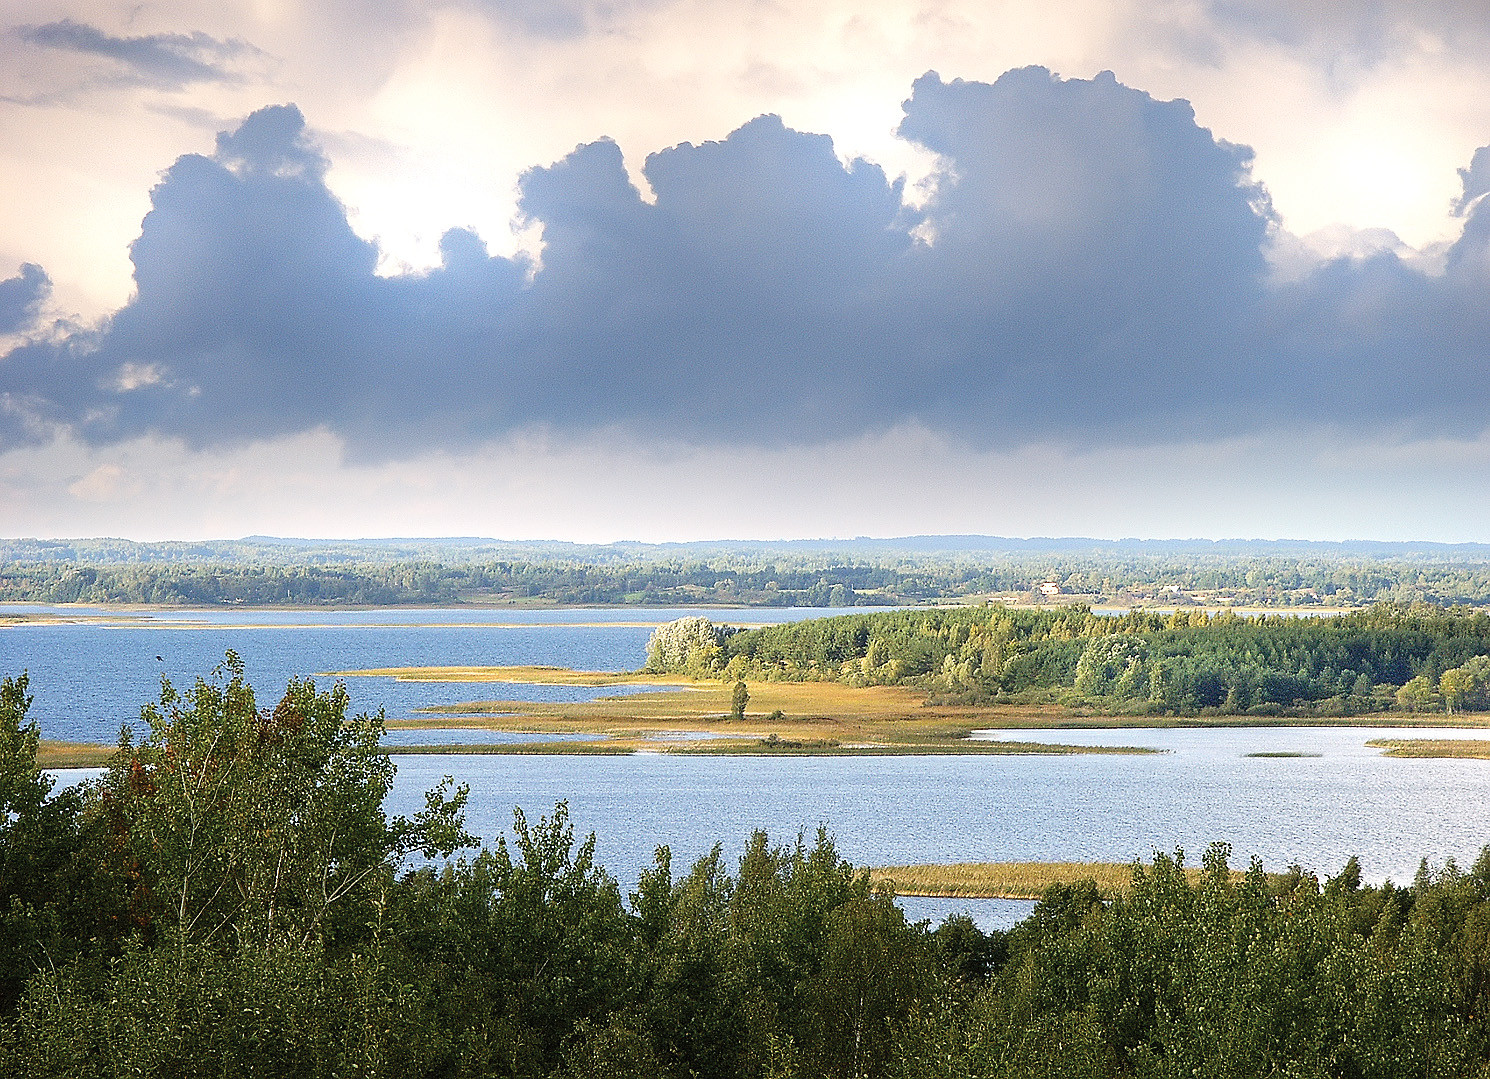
[8,0,1490,312]
[1271,63,1473,248]
[4,1,1490,549]
[111,362,165,391]
[65,462,141,502]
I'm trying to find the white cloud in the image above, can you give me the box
[6,1,1490,541]
[111,361,165,391]
[6,0,1490,317]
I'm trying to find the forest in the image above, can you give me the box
[7,661,1490,1077]
[8,536,1490,608]
[645,604,1490,716]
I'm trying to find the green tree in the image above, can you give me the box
[99,651,472,949]
[383,802,634,1078]
[802,893,931,1079]
[1396,673,1439,712]
[1442,656,1490,714]
[730,681,749,721]
[645,618,737,676]
[0,673,118,1014]
[1442,666,1474,715]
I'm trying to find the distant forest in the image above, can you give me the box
[5,536,1490,608]
[646,605,1490,717]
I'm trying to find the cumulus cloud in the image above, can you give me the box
[0,263,50,335]
[16,18,266,90]
[2,67,1489,459]
[1456,147,1490,216]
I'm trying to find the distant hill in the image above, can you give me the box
[5,535,1490,566]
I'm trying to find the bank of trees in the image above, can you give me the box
[9,541,1490,608]
[11,662,1490,1074]
[648,604,1490,716]
[0,560,893,608]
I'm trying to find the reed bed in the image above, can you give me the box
[1368,738,1490,759]
[382,742,630,756]
[870,860,1248,899]
[35,741,116,768]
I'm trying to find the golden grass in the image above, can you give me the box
[340,664,1490,756]
[384,742,631,756]
[870,861,1256,899]
[36,741,115,768]
[664,739,1157,757]
[1368,738,1490,759]
[377,675,1160,754]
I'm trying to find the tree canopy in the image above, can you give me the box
[9,659,1490,1076]
[646,603,1490,716]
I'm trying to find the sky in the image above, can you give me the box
[2,1,1490,543]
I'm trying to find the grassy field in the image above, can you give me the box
[357,669,1164,754]
[343,664,1488,754]
[1367,738,1490,759]
[870,860,1265,899]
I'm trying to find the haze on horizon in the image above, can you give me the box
[3,1,1490,545]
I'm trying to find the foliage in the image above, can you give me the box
[16,662,1490,1075]
[647,604,1490,716]
[643,616,739,675]
[0,673,119,1013]
[98,651,472,949]
[1440,655,1490,714]
[730,680,749,720]
[9,535,1490,608]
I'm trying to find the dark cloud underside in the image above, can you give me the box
[2,67,1488,457]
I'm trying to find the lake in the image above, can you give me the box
[0,605,840,743]
[14,604,1490,931]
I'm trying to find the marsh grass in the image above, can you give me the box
[1368,738,1490,759]
[383,742,630,756]
[1245,751,1323,758]
[870,861,1257,899]
[344,664,1487,756]
[36,741,116,768]
[665,740,1158,756]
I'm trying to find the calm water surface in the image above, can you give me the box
[0,605,849,743]
[379,726,1490,934]
[19,605,1490,930]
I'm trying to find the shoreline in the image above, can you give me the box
[33,663,1490,765]
[2,599,1380,616]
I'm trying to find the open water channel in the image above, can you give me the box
[8,605,1490,930]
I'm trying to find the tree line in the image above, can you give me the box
[647,604,1490,716]
[9,548,1490,608]
[7,661,1490,1076]
[0,560,895,608]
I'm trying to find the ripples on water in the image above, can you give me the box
[17,606,1490,932]
[1,605,844,742]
